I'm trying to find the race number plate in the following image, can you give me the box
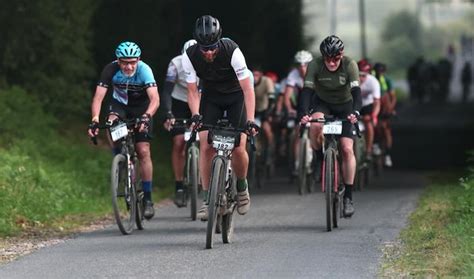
[323,121,343,135]
[212,135,235,151]
[110,123,128,141]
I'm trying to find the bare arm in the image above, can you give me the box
[145,86,160,116]
[239,77,255,122]
[283,85,296,114]
[187,82,200,115]
[91,86,108,122]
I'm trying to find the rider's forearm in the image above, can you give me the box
[91,87,107,122]
[187,84,200,115]
[372,99,381,117]
[351,86,362,112]
[298,87,314,116]
[160,81,175,114]
[239,77,255,121]
[145,87,160,116]
[283,86,294,112]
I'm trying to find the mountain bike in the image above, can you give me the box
[192,119,256,249]
[310,116,360,232]
[247,116,270,189]
[296,123,314,195]
[354,122,369,191]
[91,118,145,235]
[172,119,201,221]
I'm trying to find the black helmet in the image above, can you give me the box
[373,62,386,73]
[193,15,222,46]
[320,35,344,58]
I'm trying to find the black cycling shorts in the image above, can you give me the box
[311,95,354,139]
[360,104,374,116]
[171,98,192,137]
[107,99,153,143]
[199,89,247,130]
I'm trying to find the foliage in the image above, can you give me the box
[92,0,304,83]
[0,0,97,118]
[0,87,111,236]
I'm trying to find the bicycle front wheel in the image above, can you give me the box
[222,174,237,244]
[111,154,136,235]
[323,149,335,232]
[297,137,308,195]
[189,146,199,221]
[206,157,226,249]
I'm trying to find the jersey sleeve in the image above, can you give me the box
[347,60,360,88]
[165,60,178,83]
[139,62,157,88]
[372,76,381,99]
[182,51,197,83]
[286,69,300,88]
[230,48,250,80]
[303,61,316,89]
[97,62,117,88]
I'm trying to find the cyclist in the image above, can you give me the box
[88,41,160,220]
[358,59,380,160]
[284,50,314,119]
[182,15,256,220]
[373,62,396,167]
[299,35,361,217]
[162,39,198,207]
[283,50,314,175]
[253,66,276,158]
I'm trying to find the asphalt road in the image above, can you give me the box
[0,169,424,279]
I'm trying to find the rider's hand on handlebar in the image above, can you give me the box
[190,114,203,130]
[88,121,99,138]
[246,120,259,137]
[347,111,360,124]
[299,114,312,125]
[163,111,175,131]
[371,113,378,127]
[138,113,151,133]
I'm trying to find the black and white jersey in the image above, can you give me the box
[182,38,250,94]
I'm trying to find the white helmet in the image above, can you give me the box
[182,39,197,54]
[294,50,313,64]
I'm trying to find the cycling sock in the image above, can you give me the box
[175,181,184,191]
[385,147,391,156]
[142,181,152,201]
[237,178,248,192]
[112,147,121,156]
[344,184,353,200]
[203,190,209,204]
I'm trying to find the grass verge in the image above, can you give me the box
[0,86,174,238]
[381,165,474,277]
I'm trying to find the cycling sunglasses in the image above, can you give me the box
[199,42,219,52]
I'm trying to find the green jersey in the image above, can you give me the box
[303,56,359,104]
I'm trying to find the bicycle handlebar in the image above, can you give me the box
[301,116,361,138]
[89,118,147,145]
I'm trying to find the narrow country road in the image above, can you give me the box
[0,169,424,278]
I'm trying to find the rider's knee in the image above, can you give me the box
[341,142,354,158]
[136,143,151,159]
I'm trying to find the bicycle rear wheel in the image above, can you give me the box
[111,154,136,235]
[189,146,199,221]
[133,159,144,230]
[322,149,335,232]
[206,158,226,249]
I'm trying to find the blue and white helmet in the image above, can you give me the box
[115,41,141,58]
[182,39,197,54]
